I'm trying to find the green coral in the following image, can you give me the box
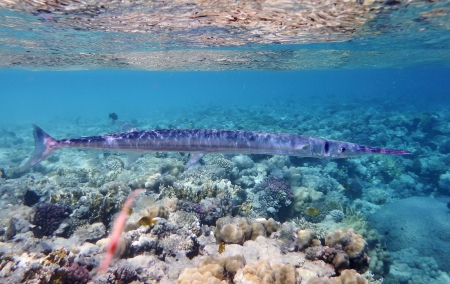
[370,155,405,181]
[160,181,230,203]
[49,187,85,206]
[342,206,368,235]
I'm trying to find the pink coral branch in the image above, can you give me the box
[99,189,144,272]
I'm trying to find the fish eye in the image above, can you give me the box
[340,147,346,153]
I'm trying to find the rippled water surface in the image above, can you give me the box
[0,0,449,70]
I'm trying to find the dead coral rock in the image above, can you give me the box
[234,259,297,284]
[73,222,106,243]
[298,260,335,283]
[330,269,368,284]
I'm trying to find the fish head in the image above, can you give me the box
[324,140,410,158]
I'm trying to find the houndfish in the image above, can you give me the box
[22,124,410,169]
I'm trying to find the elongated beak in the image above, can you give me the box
[356,145,411,155]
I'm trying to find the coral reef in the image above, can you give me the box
[3,101,450,284]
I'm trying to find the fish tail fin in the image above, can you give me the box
[22,124,58,169]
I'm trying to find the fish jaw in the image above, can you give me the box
[323,140,411,158]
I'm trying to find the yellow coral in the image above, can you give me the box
[325,229,368,259]
[177,255,245,284]
[240,202,252,216]
[239,260,297,284]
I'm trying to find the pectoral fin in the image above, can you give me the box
[185,153,204,169]
[125,152,143,167]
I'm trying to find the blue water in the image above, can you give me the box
[2,67,450,124]
[1,1,450,284]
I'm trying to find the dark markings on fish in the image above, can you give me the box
[324,141,329,154]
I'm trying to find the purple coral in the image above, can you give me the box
[113,264,137,283]
[33,203,67,236]
[258,176,293,198]
[177,195,233,226]
[177,200,206,220]
[64,263,91,284]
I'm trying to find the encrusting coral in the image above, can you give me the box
[177,255,245,284]
[233,259,297,284]
[214,216,278,245]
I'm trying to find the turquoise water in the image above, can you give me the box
[1,1,450,284]
[2,68,450,124]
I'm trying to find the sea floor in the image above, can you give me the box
[0,99,449,284]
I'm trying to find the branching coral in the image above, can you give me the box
[342,207,368,234]
[292,217,328,240]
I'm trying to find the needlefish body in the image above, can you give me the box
[22,124,410,169]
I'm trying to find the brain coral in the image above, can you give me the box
[233,259,297,284]
[325,229,369,273]
[215,216,253,245]
[177,255,245,284]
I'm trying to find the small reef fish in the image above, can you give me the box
[139,216,158,226]
[218,242,226,254]
[305,207,320,216]
[22,125,410,169]
[99,189,144,272]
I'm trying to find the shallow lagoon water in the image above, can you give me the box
[1,1,450,284]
